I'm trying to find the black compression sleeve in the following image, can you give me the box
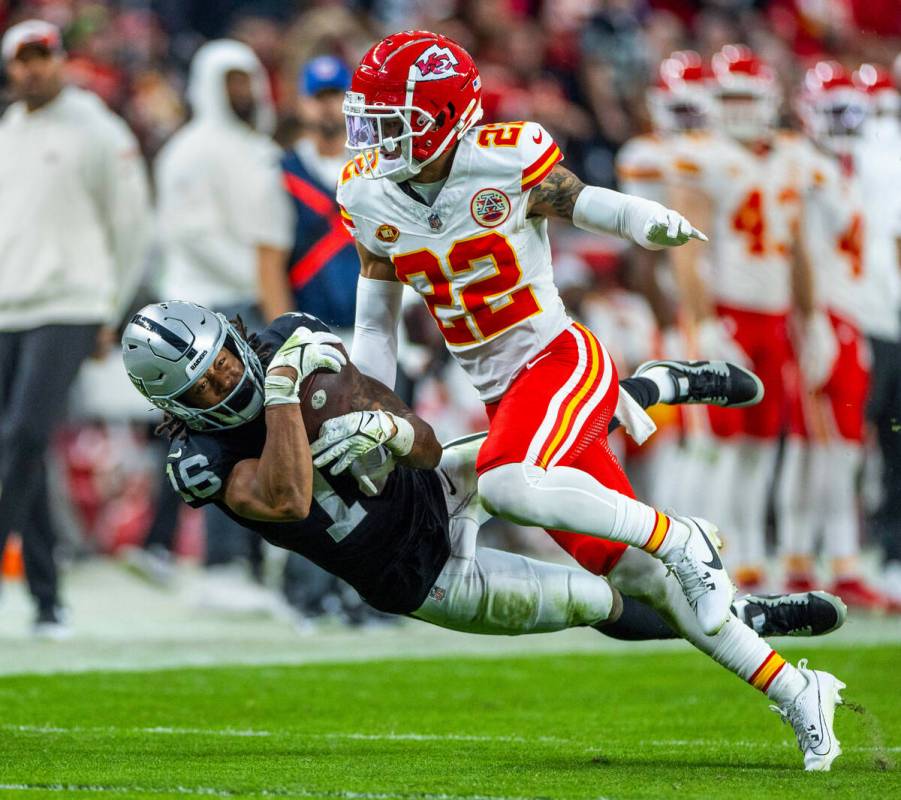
[594,595,678,640]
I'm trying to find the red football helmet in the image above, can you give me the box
[343,30,483,182]
[647,51,713,133]
[853,63,899,119]
[710,44,780,141]
[798,61,868,154]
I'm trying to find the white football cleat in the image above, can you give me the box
[663,514,735,635]
[771,659,845,771]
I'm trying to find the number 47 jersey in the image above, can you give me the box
[338,121,571,403]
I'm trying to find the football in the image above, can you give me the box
[298,352,366,441]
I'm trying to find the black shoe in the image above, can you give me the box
[634,359,764,408]
[733,591,847,637]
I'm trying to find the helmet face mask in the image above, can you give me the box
[800,62,869,155]
[122,302,264,432]
[647,51,713,134]
[343,91,437,181]
[711,45,779,142]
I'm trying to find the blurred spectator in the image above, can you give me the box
[0,20,150,636]
[260,55,358,328]
[154,39,292,583]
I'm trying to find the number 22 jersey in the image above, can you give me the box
[338,121,572,403]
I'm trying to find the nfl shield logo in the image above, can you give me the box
[429,585,446,602]
[428,212,443,231]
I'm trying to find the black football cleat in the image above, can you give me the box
[634,359,765,408]
[733,591,848,637]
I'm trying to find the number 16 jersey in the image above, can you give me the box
[338,121,571,403]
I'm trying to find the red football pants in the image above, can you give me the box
[475,322,632,575]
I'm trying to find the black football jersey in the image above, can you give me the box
[166,312,451,614]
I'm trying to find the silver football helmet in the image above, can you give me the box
[122,301,264,431]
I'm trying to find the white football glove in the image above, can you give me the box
[263,326,346,407]
[311,410,414,476]
[641,205,708,250]
[797,311,839,391]
[696,318,752,368]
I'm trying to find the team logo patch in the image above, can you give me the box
[429,585,446,603]
[470,188,511,228]
[375,223,400,243]
[414,44,460,81]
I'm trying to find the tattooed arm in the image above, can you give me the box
[526,164,586,220]
[526,163,706,249]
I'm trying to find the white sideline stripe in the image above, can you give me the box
[0,785,542,800]
[4,724,898,753]
[524,327,586,465]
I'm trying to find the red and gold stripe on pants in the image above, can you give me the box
[536,324,602,469]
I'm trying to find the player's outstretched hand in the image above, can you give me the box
[311,410,414,475]
[643,207,708,249]
[264,326,347,407]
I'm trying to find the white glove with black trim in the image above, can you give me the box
[311,410,414,475]
[264,326,346,407]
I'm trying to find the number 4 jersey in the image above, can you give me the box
[338,121,571,403]
[165,312,451,615]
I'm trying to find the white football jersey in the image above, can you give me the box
[801,142,867,327]
[852,134,901,341]
[615,133,670,204]
[669,131,810,314]
[338,121,571,402]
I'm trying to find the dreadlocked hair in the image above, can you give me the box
[155,315,272,442]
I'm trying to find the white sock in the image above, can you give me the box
[639,365,678,403]
[609,548,805,704]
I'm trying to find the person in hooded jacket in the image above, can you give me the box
[155,39,293,589]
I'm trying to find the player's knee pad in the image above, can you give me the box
[606,547,671,608]
[477,463,538,522]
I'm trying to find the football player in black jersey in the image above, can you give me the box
[122,301,845,640]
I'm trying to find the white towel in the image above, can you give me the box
[614,386,657,445]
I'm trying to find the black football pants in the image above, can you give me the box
[0,324,99,613]
[868,335,901,565]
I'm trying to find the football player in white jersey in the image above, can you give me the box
[617,51,717,512]
[779,62,890,609]
[332,31,846,769]
[667,45,814,591]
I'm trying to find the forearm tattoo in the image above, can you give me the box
[527,164,586,220]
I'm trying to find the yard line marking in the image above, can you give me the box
[4,724,898,754]
[0,784,549,800]
[3,724,271,738]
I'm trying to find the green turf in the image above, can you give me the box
[0,644,898,800]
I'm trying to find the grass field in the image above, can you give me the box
[0,643,898,800]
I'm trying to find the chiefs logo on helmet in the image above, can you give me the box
[415,44,460,81]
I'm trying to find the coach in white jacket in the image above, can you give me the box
[0,20,150,635]
[155,39,291,322]
[155,39,291,575]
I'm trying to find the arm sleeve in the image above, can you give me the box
[350,275,404,389]
[95,115,152,324]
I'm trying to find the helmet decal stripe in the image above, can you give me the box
[131,314,197,359]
